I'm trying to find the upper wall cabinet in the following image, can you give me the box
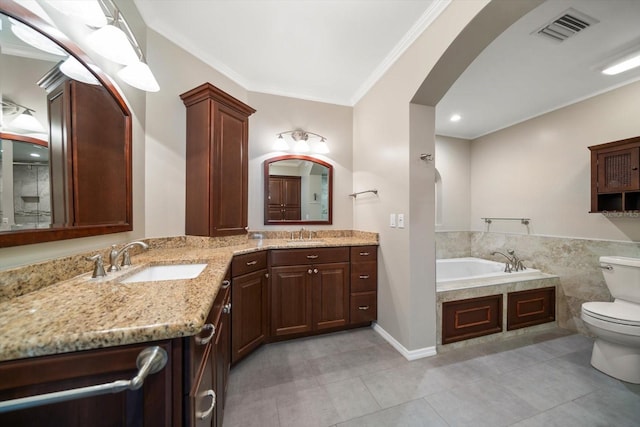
[589,136,640,213]
[180,83,255,237]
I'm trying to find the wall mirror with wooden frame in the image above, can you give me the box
[264,155,332,225]
[0,2,132,247]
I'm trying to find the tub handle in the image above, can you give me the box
[600,264,613,271]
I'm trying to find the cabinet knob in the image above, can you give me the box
[308,269,313,275]
[633,167,639,171]
[265,273,269,279]
[195,323,215,345]
[313,268,318,274]
[196,389,216,420]
[223,303,231,314]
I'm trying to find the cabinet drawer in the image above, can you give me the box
[270,247,349,266]
[350,292,377,324]
[232,251,267,277]
[350,263,377,293]
[442,294,502,344]
[507,287,555,331]
[350,246,377,262]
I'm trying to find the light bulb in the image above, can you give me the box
[118,61,160,92]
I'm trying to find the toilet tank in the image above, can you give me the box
[600,256,640,303]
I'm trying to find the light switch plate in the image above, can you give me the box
[397,213,405,228]
[389,213,396,228]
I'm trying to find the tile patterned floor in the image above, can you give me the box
[223,327,640,427]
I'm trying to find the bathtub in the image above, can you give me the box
[436,257,543,291]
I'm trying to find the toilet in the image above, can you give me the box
[581,256,640,384]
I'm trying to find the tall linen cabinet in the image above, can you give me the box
[180,83,256,236]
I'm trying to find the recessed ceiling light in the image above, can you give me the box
[602,52,640,76]
[450,114,461,122]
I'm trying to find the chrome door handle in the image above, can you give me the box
[195,323,215,345]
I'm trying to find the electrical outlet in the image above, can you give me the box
[397,213,405,228]
[389,213,396,228]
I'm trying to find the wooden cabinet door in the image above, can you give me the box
[267,176,301,220]
[0,341,179,427]
[597,147,640,193]
[213,290,230,427]
[231,269,268,363]
[313,262,350,330]
[211,103,248,236]
[270,265,313,337]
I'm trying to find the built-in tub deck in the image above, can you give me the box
[436,257,560,350]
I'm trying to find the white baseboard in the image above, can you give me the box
[372,323,437,361]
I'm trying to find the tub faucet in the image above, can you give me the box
[491,251,514,273]
[108,241,149,272]
[508,249,526,272]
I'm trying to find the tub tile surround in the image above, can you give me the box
[0,231,377,361]
[437,231,640,334]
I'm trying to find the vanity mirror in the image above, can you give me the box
[264,155,332,225]
[0,1,132,247]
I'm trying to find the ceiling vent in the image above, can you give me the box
[535,8,599,43]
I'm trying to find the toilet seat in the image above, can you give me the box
[582,301,640,327]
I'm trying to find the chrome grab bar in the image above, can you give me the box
[600,264,613,271]
[0,346,168,414]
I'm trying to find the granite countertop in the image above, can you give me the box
[0,235,377,362]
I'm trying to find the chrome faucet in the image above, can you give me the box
[491,249,526,273]
[108,241,149,272]
[299,227,305,240]
[85,254,107,278]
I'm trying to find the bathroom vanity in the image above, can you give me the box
[0,234,378,426]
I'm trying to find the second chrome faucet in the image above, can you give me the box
[108,241,149,272]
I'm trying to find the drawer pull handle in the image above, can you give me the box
[358,306,370,310]
[223,303,231,314]
[359,252,370,256]
[195,323,215,345]
[222,280,231,289]
[306,255,319,259]
[246,260,258,266]
[359,275,370,279]
[196,389,216,420]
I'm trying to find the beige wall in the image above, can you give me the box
[435,135,471,231]
[353,0,490,351]
[470,80,640,241]
[246,92,353,231]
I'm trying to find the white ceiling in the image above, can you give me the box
[133,0,444,106]
[133,0,640,139]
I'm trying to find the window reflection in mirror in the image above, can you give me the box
[264,155,333,225]
[0,135,50,231]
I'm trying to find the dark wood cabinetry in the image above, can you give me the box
[180,83,255,236]
[186,275,231,427]
[507,287,555,331]
[270,247,350,338]
[231,252,268,364]
[442,294,503,344]
[42,72,131,229]
[350,246,378,324]
[267,175,302,221]
[590,136,640,212]
[0,340,181,426]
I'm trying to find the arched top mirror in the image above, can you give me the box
[0,1,132,247]
[264,155,333,225]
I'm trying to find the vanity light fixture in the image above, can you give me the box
[44,0,108,28]
[9,17,66,56]
[59,56,101,85]
[1,101,45,133]
[273,130,329,154]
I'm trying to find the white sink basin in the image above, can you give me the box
[121,264,208,283]
[286,240,325,245]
